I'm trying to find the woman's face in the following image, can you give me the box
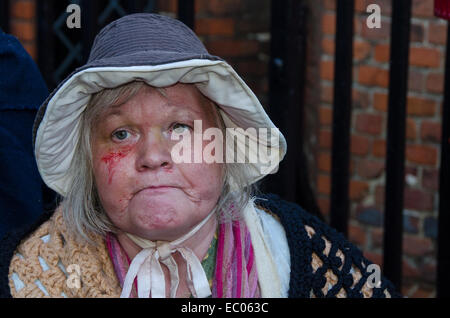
[91,83,223,241]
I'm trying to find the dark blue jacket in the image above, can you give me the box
[0,29,57,239]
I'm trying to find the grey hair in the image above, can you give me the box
[62,81,257,243]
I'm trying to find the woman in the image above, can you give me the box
[0,13,400,298]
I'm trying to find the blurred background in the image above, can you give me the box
[1,0,448,298]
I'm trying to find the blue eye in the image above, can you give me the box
[172,123,191,134]
[112,130,129,140]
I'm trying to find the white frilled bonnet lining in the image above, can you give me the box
[35,59,287,196]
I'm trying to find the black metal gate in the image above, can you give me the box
[36,0,159,90]
[35,0,195,91]
[322,0,449,296]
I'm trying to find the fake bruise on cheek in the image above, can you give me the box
[100,145,133,184]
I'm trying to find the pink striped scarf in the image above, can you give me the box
[105,218,260,298]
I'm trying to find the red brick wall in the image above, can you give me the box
[9,0,37,60]
[158,0,271,107]
[196,0,271,106]
[319,0,443,297]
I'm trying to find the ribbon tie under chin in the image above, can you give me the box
[120,211,215,298]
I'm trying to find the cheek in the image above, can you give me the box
[93,146,136,213]
[180,162,224,199]
[94,145,134,186]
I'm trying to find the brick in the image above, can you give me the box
[419,260,437,284]
[317,197,330,217]
[202,0,242,15]
[375,185,385,207]
[406,144,438,166]
[422,168,439,191]
[407,96,437,116]
[353,41,371,61]
[322,13,336,35]
[412,0,434,18]
[11,0,35,19]
[351,134,370,156]
[363,251,383,268]
[320,59,334,81]
[424,216,438,239]
[374,44,389,63]
[358,65,389,88]
[410,287,434,298]
[371,227,383,249]
[373,92,388,112]
[205,39,259,57]
[354,0,367,13]
[428,22,447,45]
[405,169,420,187]
[321,84,333,103]
[421,121,442,143]
[324,0,336,11]
[404,188,434,211]
[356,206,383,227]
[357,159,384,179]
[194,0,207,13]
[362,0,392,15]
[348,223,367,247]
[158,0,177,13]
[403,213,420,234]
[321,37,335,56]
[360,20,391,40]
[195,18,234,36]
[408,70,425,92]
[355,113,383,135]
[317,174,331,195]
[352,89,370,109]
[350,180,369,201]
[22,42,36,61]
[318,152,331,172]
[319,106,333,126]
[353,16,362,35]
[409,47,441,68]
[10,20,35,42]
[319,130,332,149]
[403,235,433,257]
[410,23,425,43]
[426,73,444,94]
[405,165,419,178]
[373,139,386,157]
[403,258,421,279]
[406,118,417,140]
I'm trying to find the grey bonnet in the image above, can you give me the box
[33,13,287,195]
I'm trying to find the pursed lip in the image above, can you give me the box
[134,184,179,195]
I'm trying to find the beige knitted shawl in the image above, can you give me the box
[8,208,121,297]
[8,206,385,298]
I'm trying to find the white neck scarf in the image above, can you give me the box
[120,209,216,298]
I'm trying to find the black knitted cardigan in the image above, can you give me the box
[0,193,402,298]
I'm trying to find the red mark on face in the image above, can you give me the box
[101,145,133,184]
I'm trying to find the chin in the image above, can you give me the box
[126,196,190,236]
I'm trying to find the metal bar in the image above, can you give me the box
[330,0,354,237]
[437,21,450,299]
[382,0,412,291]
[0,0,10,33]
[81,0,99,63]
[177,0,195,30]
[265,0,323,220]
[37,0,56,89]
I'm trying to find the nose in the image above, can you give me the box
[135,128,173,171]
